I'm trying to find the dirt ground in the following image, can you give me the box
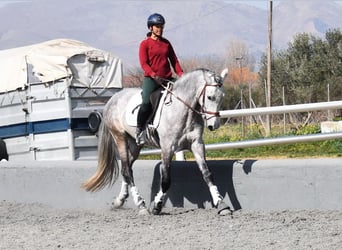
[1,201,341,250]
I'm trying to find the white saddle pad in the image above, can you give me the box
[125,90,169,128]
[125,92,142,127]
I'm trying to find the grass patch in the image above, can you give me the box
[139,123,342,160]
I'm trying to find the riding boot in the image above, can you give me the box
[136,127,145,146]
[136,108,149,145]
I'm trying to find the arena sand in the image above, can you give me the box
[1,201,341,250]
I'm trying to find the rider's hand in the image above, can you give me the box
[153,75,162,84]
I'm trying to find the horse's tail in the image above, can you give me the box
[82,122,119,192]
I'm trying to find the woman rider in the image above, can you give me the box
[136,13,184,145]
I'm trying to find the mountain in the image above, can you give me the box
[274,0,342,47]
[0,0,341,70]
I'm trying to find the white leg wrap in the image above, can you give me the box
[130,186,144,207]
[154,190,164,204]
[113,181,129,208]
[118,181,129,200]
[210,185,222,207]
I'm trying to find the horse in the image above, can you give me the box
[82,68,231,215]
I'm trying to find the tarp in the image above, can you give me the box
[0,39,122,93]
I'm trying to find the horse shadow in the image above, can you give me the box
[150,159,256,211]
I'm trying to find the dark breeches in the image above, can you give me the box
[140,77,159,112]
[137,77,159,128]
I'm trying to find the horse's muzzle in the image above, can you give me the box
[208,125,214,131]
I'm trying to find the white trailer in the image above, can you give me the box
[0,39,122,161]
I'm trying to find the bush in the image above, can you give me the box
[294,124,321,135]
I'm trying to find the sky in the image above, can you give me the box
[0,0,26,7]
[226,0,279,9]
[227,0,342,10]
[0,0,342,9]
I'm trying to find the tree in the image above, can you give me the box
[259,29,342,106]
[180,55,226,73]
[123,66,144,87]
[225,39,256,72]
[325,29,342,102]
[228,67,258,87]
[223,40,259,111]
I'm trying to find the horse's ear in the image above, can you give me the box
[215,68,228,85]
[220,68,229,81]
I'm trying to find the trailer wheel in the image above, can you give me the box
[88,111,102,133]
[0,139,9,161]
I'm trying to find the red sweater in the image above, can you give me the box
[139,36,183,79]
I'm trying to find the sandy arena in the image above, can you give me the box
[1,201,342,250]
[1,159,342,249]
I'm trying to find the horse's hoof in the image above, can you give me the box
[218,208,232,216]
[217,201,233,216]
[138,207,150,216]
[151,208,161,215]
[150,201,163,215]
[111,197,125,209]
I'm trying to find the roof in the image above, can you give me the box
[0,39,122,93]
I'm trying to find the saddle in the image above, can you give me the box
[125,84,172,128]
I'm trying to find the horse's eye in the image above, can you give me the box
[207,96,216,101]
[215,76,222,84]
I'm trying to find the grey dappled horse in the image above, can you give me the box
[82,68,231,215]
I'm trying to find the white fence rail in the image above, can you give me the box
[219,100,342,118]
[140,100,342,156]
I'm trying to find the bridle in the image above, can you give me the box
[198,82,223,119]
[156,74,223,120]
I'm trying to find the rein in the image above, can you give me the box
[155,76,222,119]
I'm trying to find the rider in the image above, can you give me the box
[136,13,184,145]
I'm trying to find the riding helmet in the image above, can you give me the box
[147,13,165,29]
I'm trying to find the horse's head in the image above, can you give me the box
[198,68,228,131]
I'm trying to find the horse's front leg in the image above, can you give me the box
[151,154,173,215]
[191,140,232,215]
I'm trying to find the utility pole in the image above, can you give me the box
[266,0,273,136]
[236,56,245,137]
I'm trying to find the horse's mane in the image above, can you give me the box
[182,68,215,80]
[173,68,214,91]
[194,68,214,74]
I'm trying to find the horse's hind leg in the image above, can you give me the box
[112,180,129,208]
[113,134,148,214]
[151,154,173,215]
[113,178,149,212]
